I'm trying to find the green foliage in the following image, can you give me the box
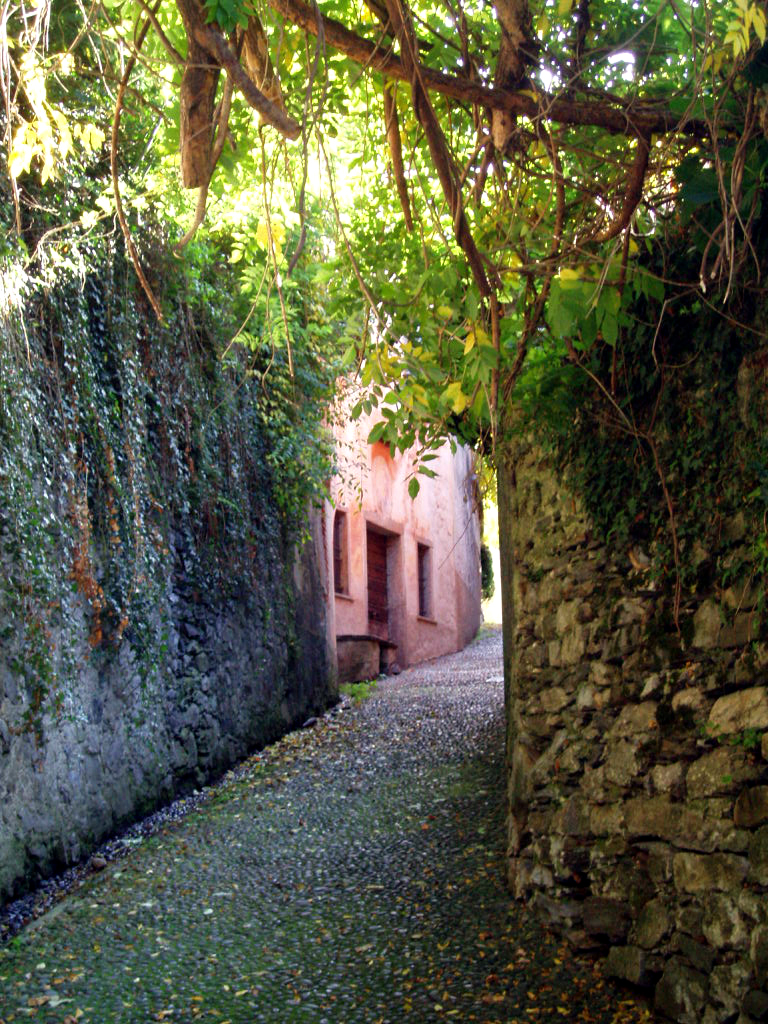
[221,202,341,534]
[340,678,378,702]
[0,203,334,735]
[510,223,768,630]
[480,544,495,602]
[203,0,252,33]
[731,727,763,751]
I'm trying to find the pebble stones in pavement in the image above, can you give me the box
[0,626,650,1024]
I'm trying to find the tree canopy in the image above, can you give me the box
[3,0,768,459]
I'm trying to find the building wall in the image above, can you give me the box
[328,404,482,671]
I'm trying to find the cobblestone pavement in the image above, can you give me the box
[0,626,649,1023]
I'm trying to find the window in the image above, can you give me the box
[417,543,432,618]
[333,510,349,594]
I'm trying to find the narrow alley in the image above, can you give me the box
[0,628,648,1023]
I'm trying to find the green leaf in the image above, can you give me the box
[408,477,420,499]
[601,312,618,346]
[341,344,357,367]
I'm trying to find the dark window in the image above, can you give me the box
[417,543,431,618]
[367,527,389,638]
[333,511,348,594]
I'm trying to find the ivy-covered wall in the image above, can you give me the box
[0,240,335,902]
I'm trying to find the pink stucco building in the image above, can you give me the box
[325,400,482,682]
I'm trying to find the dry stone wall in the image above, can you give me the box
[500,438,768,1024]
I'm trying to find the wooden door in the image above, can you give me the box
[366,528,389,639]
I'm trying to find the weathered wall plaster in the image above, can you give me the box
[329,400,482,673]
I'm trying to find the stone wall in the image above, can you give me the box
[499,439,768,1024]
[0,265,335,904]
[0,510,333,905]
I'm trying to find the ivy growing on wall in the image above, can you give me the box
[0,213,336,738]
[512,230,768,634]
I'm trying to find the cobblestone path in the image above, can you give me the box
[0,627,648,1024]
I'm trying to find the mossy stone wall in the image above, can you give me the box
[499,408,768,1023]
[0,256,335,902]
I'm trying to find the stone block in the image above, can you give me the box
[590,803,625,836]
[743,989,768,1021]
[636,898,670,949]
[688,747,756,799]
[694,600,722,650]
[618,597,648,626]
[556,599,581,634]
[606,945,649,987]
[641,673,663,698]
[605,740,641,786]
[610,701,658,739]
[336,637,380,684]
[734,786,768,828]
[739,889,768,926]
[539,686,571,713]
[703,894,751,950]
[709,961,751,1019]
[672,687,709,715]
[654,958,709,1023]
[709,688,768,735]
[652,762,685,796]
[539,576,563,605]
[676,905,704,936]
[749,826,768,885]
[576,683,600,711]
[590,661,619,687]
[676,933,716,973]
[582,896,631,943]
[558,744,584,775]
[626,796,708,844]
[560,629,587,666]
[752,926,768,988]
[547,640,562,667]
[673,851,749,893]
[582,764,607,803]
[721,613,761,648]
[724,511,748,543]
[542,613,558,641]
[554,794,591,837]
[724,582,758,611]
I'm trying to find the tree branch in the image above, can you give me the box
[592,132,650,243]
[134,0,184,63]
[382,0,492,296]
[193,21,300,139]
[111,5,164,322]
[383,80,413,231]
[266,0,709,139]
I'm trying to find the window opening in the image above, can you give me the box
[417,543,432,618]
[333,510,349,594]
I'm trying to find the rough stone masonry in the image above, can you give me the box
[0,509,334,905]
[499,433,768,1024]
